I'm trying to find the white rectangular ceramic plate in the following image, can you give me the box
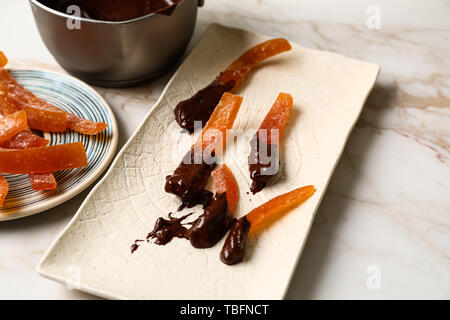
[38,24,379,299]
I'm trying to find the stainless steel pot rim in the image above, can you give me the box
[29,0,199,25]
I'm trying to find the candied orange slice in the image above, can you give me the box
[0,129,49,149]
[219,38,292,90]
[246,185,315,234]
[29,173,57,191]
[0,174,8,206]
[195,92,242,154]
[211,164,239,214]
[0,110,28,144]
[0,142,88,174]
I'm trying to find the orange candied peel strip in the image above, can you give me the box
[22,104,67,133]
[211,164,239,214]
[246,185,316,234]
[0,51,7,68]
[258,92,293,143]
[67,113,108,135]
[0,174,8,206]
[0,83,20,116]
[0,129,49,149]
[219,38,292,90]
[29,173,57,191]
[174,39,291,133]
[0,142,88,174]
[0,83,58,189]
[0,66,60,189]
[30,173,56,191]
[164,93,242,205]
[220,185,315,265]
[0,68,107,134]
[0,110,28,144]
[249,92,293,194]
[195,92,242,154]
[0,69,67,132]
[0,129,54,190]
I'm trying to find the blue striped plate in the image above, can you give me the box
[0,69,118,221]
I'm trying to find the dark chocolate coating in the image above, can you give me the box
[248,135,280,194]
[165,150,217,208]
[145,194,235,249]
[220,216,251,265]
[188,193,236,248]
[174,79,235,133]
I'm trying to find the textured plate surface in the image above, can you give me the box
[0,69,118,221]
[38,24,379,299]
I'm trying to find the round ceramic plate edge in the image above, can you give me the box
[0,68,119,221]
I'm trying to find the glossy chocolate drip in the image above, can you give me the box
[146,212,193,245]
[177,189,213,211]
[130,239,144,254]
[174,79,235,133]
[165,150,217,208]
[248,135,280,194]
[39,0,180,21]
[220,216,251,265]
[188,193,236,248]
[144,193,235,250]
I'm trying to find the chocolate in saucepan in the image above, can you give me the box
[39,0,181,21]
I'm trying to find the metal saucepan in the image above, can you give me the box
[29,0,203,87]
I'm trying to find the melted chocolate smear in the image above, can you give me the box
[39,0,180,21]
[145,193,234,250]
[165,150,217,207]
[177,190,213,211]
[130,239,144,254]
[187,193,236,248]
[146,212,193,245]
[174,79,235,133]
[220,216,251,265]
[248,135,280,194]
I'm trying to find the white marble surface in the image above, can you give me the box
[0,0,448,299]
